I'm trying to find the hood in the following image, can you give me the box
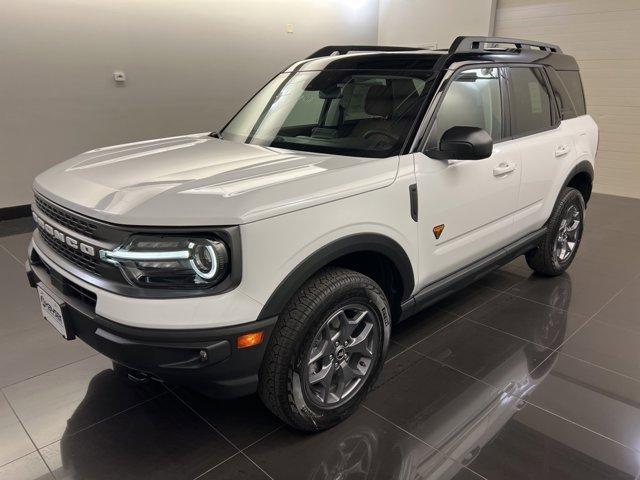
[34,133,400,226]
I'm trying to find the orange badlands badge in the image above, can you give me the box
[433,224,445,239]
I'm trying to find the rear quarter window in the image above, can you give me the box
[557,70,586,116]
[546,68,577,120]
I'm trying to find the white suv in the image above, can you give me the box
[26,37,597,431]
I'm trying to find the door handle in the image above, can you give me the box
[555,144,571,157]
[493,162,516,177]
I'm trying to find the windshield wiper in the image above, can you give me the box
[209,131,223,139]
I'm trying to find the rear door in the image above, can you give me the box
[413,66,522,287]
[507,66,577,236]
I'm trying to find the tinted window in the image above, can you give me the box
[509,67,553,136]
[429,67,503,145]
[557,70,586,116]
[546,68,577,120]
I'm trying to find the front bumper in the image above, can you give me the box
[26,246,277,399]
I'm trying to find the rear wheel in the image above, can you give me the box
[258,267,390,432]
[526,187,585,276]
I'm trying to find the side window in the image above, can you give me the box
[546,67,577,120]
[429,67,503,146]
[509,67,553,136]
[557,70,586,116]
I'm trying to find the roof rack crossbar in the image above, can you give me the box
[449,36,562,54]
[306,45,424,59]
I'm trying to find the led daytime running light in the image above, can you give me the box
[100,241,221,280]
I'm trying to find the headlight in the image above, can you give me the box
[100,236,229,289]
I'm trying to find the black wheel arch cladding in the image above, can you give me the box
[257,233,414,320]
[563,160,594,204]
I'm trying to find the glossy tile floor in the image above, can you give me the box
[1,193,640,480]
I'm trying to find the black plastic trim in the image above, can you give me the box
[449,36,561,54]
[409,184,418,222]
[257,233,415,319]
[400,227,547,320]
[563,160,595,204]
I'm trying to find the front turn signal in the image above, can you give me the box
[237,331,265,349]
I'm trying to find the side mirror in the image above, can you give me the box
[433,126,493,160]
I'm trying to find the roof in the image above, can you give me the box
[284,36,579,73]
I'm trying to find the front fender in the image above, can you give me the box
[257,233,414,319]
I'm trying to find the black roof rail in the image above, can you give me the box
[306,45,424,59]
[449,36,562,54]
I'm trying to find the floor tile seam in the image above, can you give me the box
[401,289,508,357]
[165,385,245,452]
[554,272,640,351]
[384,315,464,365]
[589,317,640,336]
[406,347,640,454]
[438,289,503,319]
[518,396,640,454]
[0,242,23,266]
[237,451,276,480]
[35,390,170,450]
[361,405,489,480]
[189,415,282,480]
[462,316,562,351]
[403,287,552,356]
[407,343,556,404]
[0,353,101,390]
[1,389,55,478]
[0,448,37,470]
[165,385,281,478]
[192,452,241,480]
[556,351,640,384]
[491,288,587,317]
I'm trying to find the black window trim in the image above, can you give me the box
[418,63,510,156]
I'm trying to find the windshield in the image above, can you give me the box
[221,70,435,158]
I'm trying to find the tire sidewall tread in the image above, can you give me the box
[258,267,390,432]
[526,187,585,276]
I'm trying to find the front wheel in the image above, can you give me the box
[526,187,585,276]
[258,267,390,432]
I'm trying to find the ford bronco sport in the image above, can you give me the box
[26,37,597,431]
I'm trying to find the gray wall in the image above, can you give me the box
[495,0,640,199]
[378,0,496,49]
[0,0,379,208]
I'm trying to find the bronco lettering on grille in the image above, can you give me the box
[33,211,96,257]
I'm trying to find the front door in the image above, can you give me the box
[414,66,522,288]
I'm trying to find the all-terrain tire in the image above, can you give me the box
[258,267,391,432]
[526,187,585,276]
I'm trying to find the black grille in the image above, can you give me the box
[34,251,98,309]
[35,195,97,238]
[39,230,100,275]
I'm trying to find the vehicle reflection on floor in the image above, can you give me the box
[49,275,638,480]
[306,281,572,480]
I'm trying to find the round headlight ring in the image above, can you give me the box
[189,240,227,280]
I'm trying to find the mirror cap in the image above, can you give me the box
[439,126,493,160]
